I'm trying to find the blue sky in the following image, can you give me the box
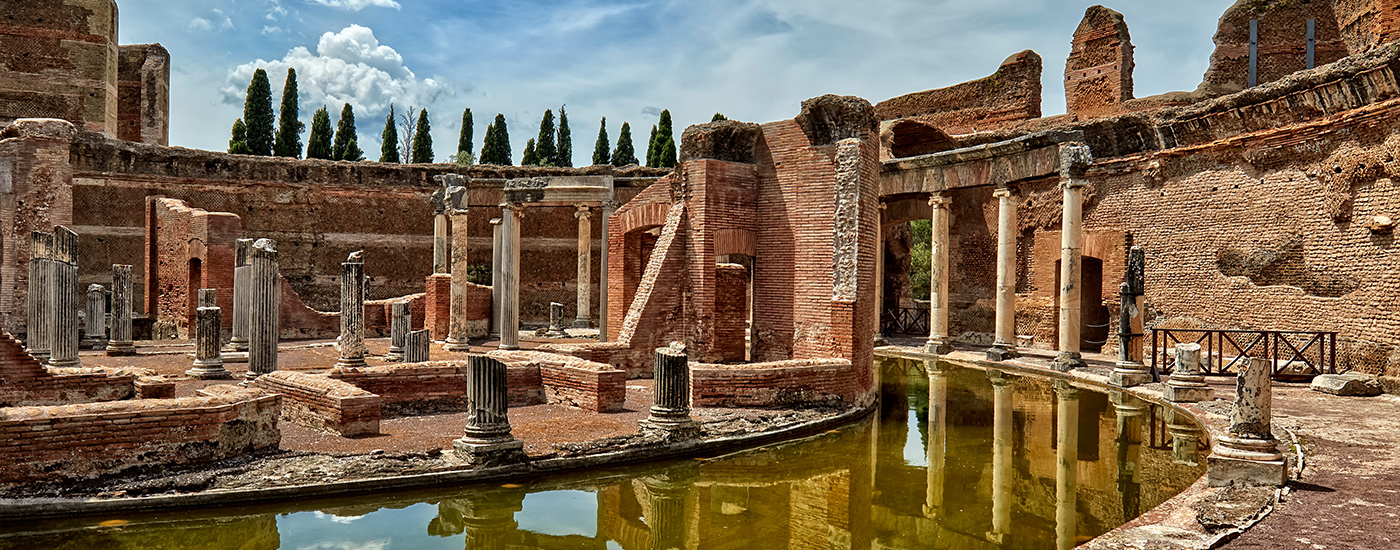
[116,0,1235,164]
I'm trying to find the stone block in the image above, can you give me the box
[1207,455,1288,487]
[1310,373,1383,396]
[1164,384,1214,403]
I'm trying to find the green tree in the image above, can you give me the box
[659,135,677,168]
[228,119,252,155]
[333,103,363,161]
[457,108,473,159]
[555,106,573,167]
[493,114,511,165]
[535,109,557,167]
[655,109,676,168]
[273,68,304,158]
[379,105,400,163]
[646,124,658,167]
[521,138,539,166]
[711,113,728,122]
[242,69,275,156]
[305,107,333,160]
[410,109,434,163]
[591,117,610,166]
[480,122,497,164]
[611,122,638,166]
[908,219,932,300]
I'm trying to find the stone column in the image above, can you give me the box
[545,302,567,338]
[1111,390,1145,521]
[187,289,231,379]
[642,344,699,436]
[988,369,1013,543]
[453,355,525,464]
[643,465,697,550]
[226,238,253,353]
[1111,246,1150,387]
[599,201,617,342]
[924,361,948,517]
[26,232,54,362]
[335,251,368,369]
[988,187,1019,361]
[48,227,80,368]
[444,206,474,352]
[1208,357,1287,486]
[1054,381,1080,550]
[488,217,503,340]
[874,202,888,346]
[1167,409,1204,467]
[1054,146,1092,371]
[925,193,953,355]
[573,204,593,328]
[454,491,525,550]
[82,284,106,348]
[497,203,523,351]
[404,329,430,363]
[386,301,410,361]
[1165,342,1213,402]
[248,239,280,378]
[432,195,450,275]
[107,264,136,355]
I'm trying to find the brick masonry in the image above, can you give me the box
[0,330,133,407]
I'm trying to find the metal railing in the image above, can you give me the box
[1150,328,1338,381]
[881,307,929,336]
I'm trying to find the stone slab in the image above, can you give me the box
[1207,455,1288,487]
[1310,373,1383,397]
[1163,384,1214,403]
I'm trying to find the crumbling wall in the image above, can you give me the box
[145,197,240,338]
[0,0,119,135]
[1066,6,1135,120]
[0,331,133,406]
[1335,0,1400,53]
[0,120,76,336]
[1200,0,1348,96]
[874,50,1043,135]
[116,44,170,146]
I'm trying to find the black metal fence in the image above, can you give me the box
[1150,328,1338,381]
[881,307,929,336]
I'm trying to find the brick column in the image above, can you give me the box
[1054,145,1092,371]
[335,251,367,369]
[497,204,524,350]
[248,239,280,378]
[386,300,410,361]
[187,288,231,379]
[26,232,54,362]
[452,355,525,464]
[987,187,1019,361]
[48,227,80,368]
[226,238,253,352]
[573,204,593,328]
[925,193,952,354]
[1054,381,1080,550]
[599,201,617,342]
[107,264,135,355]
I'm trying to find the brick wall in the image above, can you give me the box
[251,371,380,436]
[1200,0,1348,96]
[489,350,626,413]
[0,330,133,406]
[325,361,547,415]
[874,50,1042,134]
[144,197,241,338]
[0,0,119,135]
[691,359,856,408]
[0,120,75,336]
[116,44,169,146]
[714,263,749,363]
[1065,6,1134,120]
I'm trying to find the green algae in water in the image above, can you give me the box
[0,357,1207,549]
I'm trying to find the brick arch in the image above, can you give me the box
[889,120,957,158]
[615,203,670,237]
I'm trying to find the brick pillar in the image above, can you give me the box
[926,193,952,354]
[335,251,367,369]
[988,187,1019,361]
[107,264,135,355]
[226,238,253,352]
[248,239,280,378]
[452,355,525,464]
[599,201,617,342]
[48,227,80,368]
[187,288,231,379]
[26,232,54,362]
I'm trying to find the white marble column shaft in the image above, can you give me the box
[988,188,1019,360]
[926,193,952,354]
[107,264,135,355]
[248,239,280,377]
[227,238,253,352]
[335,251,367,369]
[498,204,523,350]
[26,232,54,362]
[48,227,80,368]
[574,205,593,328]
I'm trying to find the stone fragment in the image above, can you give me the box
[795,95,877,146]
[1165,343,1214,402]
[641,343,700,438]
[404,329,430,363]
[187,289,232,379]
[1309,373,1383,396]
[678,120,763,164]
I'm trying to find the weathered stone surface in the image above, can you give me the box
[1310,373,1383,396]
[795,94,877,145]
[678,121,763,164]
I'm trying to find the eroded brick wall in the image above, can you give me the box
[0,0,118,135]
[874,50,1043,135]
[0,120,76,336]
[1065,6,1134,120]
[1200,0,1348,96]
[116,44,170,146]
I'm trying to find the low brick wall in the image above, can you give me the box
[0,385,280,484]
[536,342,654,379]
[252,371,380,437]
[489,351,627,413]
[327,361,545,415]
[0,332,135,406]
[365,293,425,338]
[420,279,492,340]
[691,358,856,408]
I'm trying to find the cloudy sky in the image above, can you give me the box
[116,0,1235,164]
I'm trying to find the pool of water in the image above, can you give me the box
[0,357,1208,550]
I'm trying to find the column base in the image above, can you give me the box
[384,350,404,362]
[924,338,953,355]
[1110,362,1152,387]
[1051,351,1085,372]
[640,416,701,439]
[452,437,526,466]
[572,317,593,329]
[186,364,234,379]
[221,351,249,364]
[497,343,520,351]
[986,344,1018,361]
[544,327,569,338]
[335,357,368,370]
[1208,453,1288,487]
[80,337,107,350]
[29,351,51,363]
[1164,383,1214,403]
[223,339,249,353]
[443,338,473,352]
[104,343,135,356]
[47,358,80,368]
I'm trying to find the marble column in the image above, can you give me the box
[1165,342,1213,402]
[48,227,80,368]
[82,284,106,348]
[404,329,430,363]
[1111,390,1145,521]
[988,187,1019,361]
[573,204,593,328]
[335,251,367,369]
[187,288,232,379]
[1208,356,1287,486]
[386,301,410,361]
[26,232,54,362]
[875,203,888,346]
[497,203,523,351]
[641,344,699,436]
[107,264,136,355]
[453,355,525,464]
[1111,247,1150,387]
[1054,146,1091,371]
[1054,381,1080,550]
[454,491,525,550]
[925,193,953,355]
[444,206,474,352]
[432,195,450,275]
[248,239,280,378]
[488,217,503,340]
[987,369,1013,543]
[226,238,253,353]
[924,361,948,517]
[545,302,567,338]
[643,465,697,550]
[599,201,617,342]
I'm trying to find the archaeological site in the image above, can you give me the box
[2,0,1400,548]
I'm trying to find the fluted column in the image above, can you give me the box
[488,217,503,340]
[48,226,80,368]
[599,201,617,342]
[1208,356,1287,486]
[1054,145,1091,371]
[642,345,699,436]
[226,238,253,353]
[1054,381,1080,550]
[387,300,410,361]
[248,239,280,378]
[445,206,473,351]
[988,187,1019,361]
[988,369,1013,543]
[574,204,593,328]
[404,329,430,363]
[107,264,135,355]
[454,491,525,550]
[453,355,525,464]
[1165,342,1213,402]
[498,203,523,351]
[83,284,106,348]
[643,465,697,550]
[926,193,953,354]
[335,251,367,369]
[26,232,54,362]
[1111,246,1150,387]
[187,288,231,379]
[433,203,450,275]
[924,361,948,517]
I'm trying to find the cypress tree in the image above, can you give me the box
[480,122,496,164]
[611,122,638,166]
[712,113,728,122]
[457,108,473,159]
[228,119,252,155]
[410,109,434,163]
[555,106,573,167]
[242,69,275,156]
[535,109,557,167]
[521,138,539,166]
[646,124,658,167]
[656,109,676,168]
[305,107,333,160]
[380,105,400,163]
[591,117,610,166]
[659,135,677,168]
[333,103,361,161]
[273,68,304,158]
[494,114,511,165]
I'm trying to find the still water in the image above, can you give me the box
[0,357,1207,550]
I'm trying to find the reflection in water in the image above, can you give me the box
[0,358,1208,550]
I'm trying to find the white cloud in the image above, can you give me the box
[188,17,212,31]
[310,511,365,525]
[188,10,233,32]
[308,0,402,12]
[263,26,285,34]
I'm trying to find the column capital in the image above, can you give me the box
[601,200,622,211]
[1058,143,1093,180]
[501,202,526,216]
[928,193,951,207]
[1061,178,1089,190]
[992,187,1016,199]
[489,217,502,226]
[574,204,592,219]
[1055,380,1081,399]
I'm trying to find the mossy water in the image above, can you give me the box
[0,357,1207,549]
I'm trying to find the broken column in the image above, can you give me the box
[404,329,430,363]
[925,193,953,355]
[386,301,410,361]
[453,355,525,464]
[643,464,698,550]
[225,238,253,353]
[1164,342,1214,402]
[545,302,567,338]
[25,232,54,362]
[107,264,136,356]
[442,176,473,352]
[248,239,280,378]
[82,284,107,349]
[1208,356,1288,486]
[430,181,451,275]
[1111,246,1150,387]
[48,227,80,368]
[599,200,618,342]
[335,251,367,370]
[497,203,524,351]
[1053,145,1092,371]
[488,217,503,340]
[987,187,1019,361]
[641,344,700,437]
[187,288,232,379]
[574,204,593,328]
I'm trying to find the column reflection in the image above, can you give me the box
[1054,381,1080,550]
